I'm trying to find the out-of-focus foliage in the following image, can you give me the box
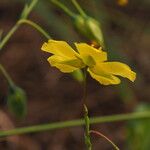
[127,104,150,150]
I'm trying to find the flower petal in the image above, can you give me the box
[75,43,107,63]
[47,54,85,70]
[88,68,120,85]
[99,62,136,82]
[41,40,79,58]
[47,55,79,73]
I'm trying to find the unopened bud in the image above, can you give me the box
[71,69,84,83]
[7,85,27,119]
[74,15,104,47]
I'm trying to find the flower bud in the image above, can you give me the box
[74,15,104,47]
[71,69,84,83]
[7,85,27,119]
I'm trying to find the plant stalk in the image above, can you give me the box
[0,64,14,87]
[0,111,150,137]
[0,0,38,51]
[18,19,51,39]
[71,0,86,17]
[82,68,92,150]
[51,0,76,19]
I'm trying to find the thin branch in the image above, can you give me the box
[18,19,51,39]
[51,0,76,18]
[71,0,86,17]
[0,0,38,51]
[0,64,14,87]
[90,130,120,150]
[0,111,150,137]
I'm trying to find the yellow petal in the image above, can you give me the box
[75,43,107,64]
[41,40,79,58]
[88,68,120,85]
[47,54,85,70]
[80,55,96,67]
[60,58,85,68]
[99,62,136,82]
[47,55,79,73]
[52,64,77,73]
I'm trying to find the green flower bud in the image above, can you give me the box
[7,85,27,119]
[74,15,104,47]
[71,69,84,83]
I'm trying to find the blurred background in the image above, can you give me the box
[0,0,150,149]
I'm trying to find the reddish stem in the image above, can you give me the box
[90,130,120,150]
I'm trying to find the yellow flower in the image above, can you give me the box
[41,40,136,85]
[75,43,136,85]
[41,40,85,73]
[117,0,128,6]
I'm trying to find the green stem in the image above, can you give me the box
[82,68,87,104]
[0,111,150,137]
[0,0,38,51]
[21,0,38,19]
[0,19,50,51]
[0,64,14,87]
[0,24,20,50]
[84,105,92,150]
[82,68,92,150]
[18,19,51,39]
[71,0,86,17]
[51,0,76,19]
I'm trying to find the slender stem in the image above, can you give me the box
[22,0,38,19]
[84,105,92,150]
[82,68,87,104]
[82,68,92,150]
[0,0,38,51]
[0,24,20,50]
[18,19,51,39]
[0,18,51,51]
[71,0,86,17]
[0,64,14,87]
[90,130,120,150]
[51,0,76,19]
[0,111,150,137]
